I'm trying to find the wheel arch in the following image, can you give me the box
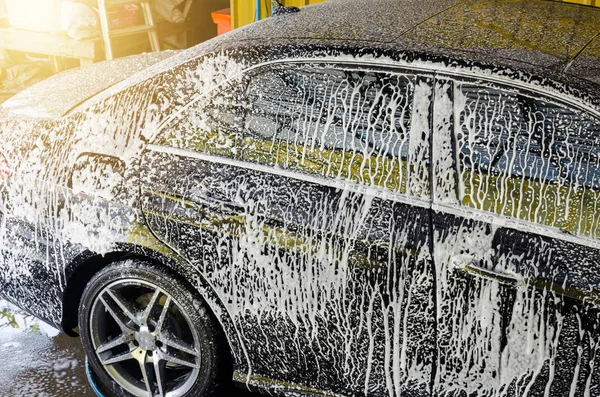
[61,241,249,375]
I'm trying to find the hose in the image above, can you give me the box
[85,356,108,397]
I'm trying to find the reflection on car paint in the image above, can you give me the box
[0,34,600,396]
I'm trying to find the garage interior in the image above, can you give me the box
[0,0,595,102]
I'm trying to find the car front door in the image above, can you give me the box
[432,77,600,396]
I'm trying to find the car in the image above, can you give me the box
[1,0,600,396]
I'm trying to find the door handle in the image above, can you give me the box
[192,188,244,212]
[451,255,600,307]
[451,255,523,287]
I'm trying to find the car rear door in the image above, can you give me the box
[232,61,436,396]
[141,58,439,396]
[432,76,600,396]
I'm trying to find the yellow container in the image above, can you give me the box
[230,0,327,29]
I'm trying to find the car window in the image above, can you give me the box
[455,82,600,237]
[154,78,247,158]
[240,64,414,193]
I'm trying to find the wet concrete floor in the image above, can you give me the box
[0,300,258,397]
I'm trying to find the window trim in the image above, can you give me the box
[146,143,431,210]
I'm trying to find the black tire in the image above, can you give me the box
[78,259,224,397]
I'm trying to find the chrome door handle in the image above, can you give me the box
[193,188,244,212]
[451,255,523,287]
[452,256,600,307]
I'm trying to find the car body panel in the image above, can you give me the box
[139,60,438,395]
[1,0,600,395]
[430,75,600,395]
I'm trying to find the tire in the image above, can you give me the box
[78,259,223,397]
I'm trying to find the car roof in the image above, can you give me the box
[53,0,600,120]
[218,0,600,106]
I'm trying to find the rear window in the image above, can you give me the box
[241,63,415,192]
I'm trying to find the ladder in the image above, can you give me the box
[97,0,160,61]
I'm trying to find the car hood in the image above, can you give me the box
[0,51,179,120]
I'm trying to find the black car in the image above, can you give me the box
[2,0,600,396]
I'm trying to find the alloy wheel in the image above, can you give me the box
[89,279,202,397]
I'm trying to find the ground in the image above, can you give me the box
[0,300,258,397]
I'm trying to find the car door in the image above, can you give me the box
[432,77,600,396]
[141,58,437,396]
[227,61,437,396]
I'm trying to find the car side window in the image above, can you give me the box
[240,64,415,193]
[455,82,600,237]
[154,78,247,158]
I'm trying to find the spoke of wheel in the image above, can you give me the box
[99,296,132,333]
[160,336,199,357]
[101,351,135,366]
[153,358,167,397]
[105,289,140,326]
[162,352,199,369]
[142,289,161,324]
[96,333,133,354]
[139,353,153,397]
[156,296,172,332]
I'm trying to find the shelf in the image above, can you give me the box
[0,28,100,64]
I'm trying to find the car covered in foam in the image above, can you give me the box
[1,0,600,396]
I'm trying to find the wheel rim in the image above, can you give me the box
[89,279,201,397]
